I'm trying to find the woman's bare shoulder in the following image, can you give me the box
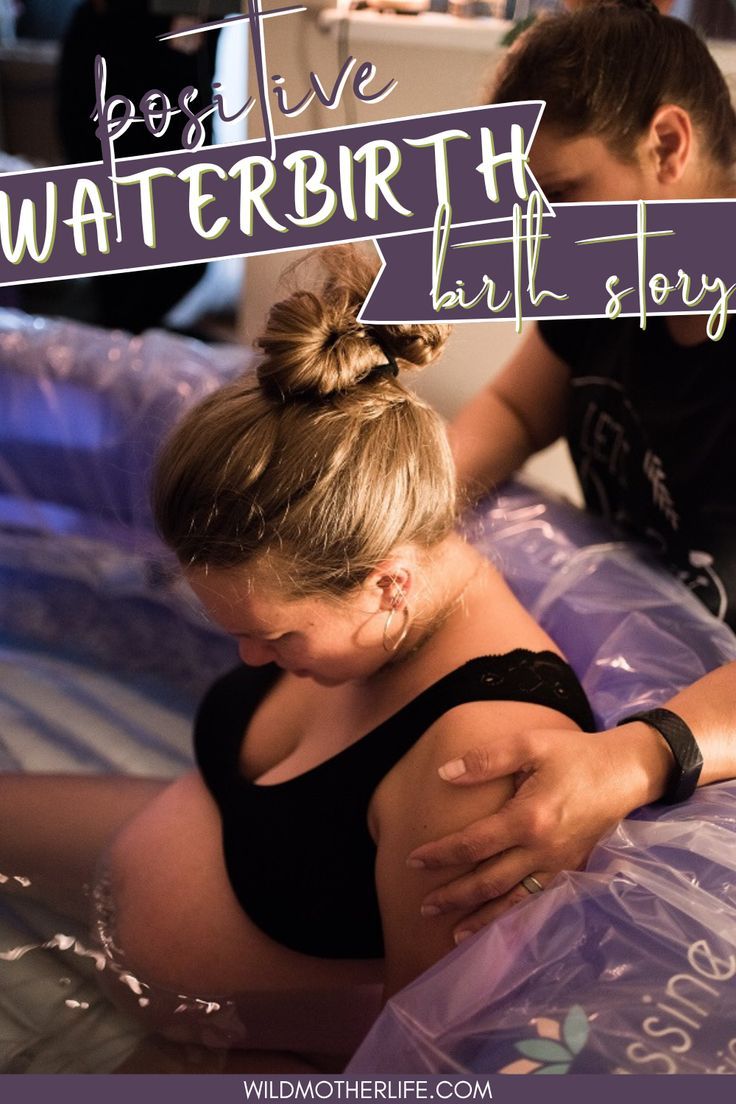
[371,696,579,997]
[373,693,580,824]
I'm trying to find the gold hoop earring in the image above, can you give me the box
[383,602,410,653]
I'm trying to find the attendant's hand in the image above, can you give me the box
[407,723,673,943]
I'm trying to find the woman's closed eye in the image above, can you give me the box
[535,176,583,204]
[543,185,575,204]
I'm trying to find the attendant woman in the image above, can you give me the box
[417,0,736,942]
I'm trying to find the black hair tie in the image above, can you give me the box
[615,0,659,14]
[371,347,399,379]
[365,328,400,379]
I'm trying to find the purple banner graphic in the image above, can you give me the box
[3,93,734,334]
[363,197,736,336]
[4,1074,736,1101]
[0,103,540,287]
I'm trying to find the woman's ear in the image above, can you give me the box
[645,104,693,186]
[373,564,412,612]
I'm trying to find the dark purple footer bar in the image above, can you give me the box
[1,1075,734,1104]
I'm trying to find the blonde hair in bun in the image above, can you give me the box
[256,245,450,400]
[153,246,456,597]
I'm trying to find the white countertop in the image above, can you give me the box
[318,8,511,51]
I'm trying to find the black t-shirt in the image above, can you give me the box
[538,317,736,627]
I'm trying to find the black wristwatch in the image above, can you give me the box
[616,707,704,805]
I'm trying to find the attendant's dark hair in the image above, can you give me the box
[152,246,454,596]
[492,0,736,168]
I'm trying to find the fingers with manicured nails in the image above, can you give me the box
[411,727,628,922]
[452,873,550,944]
[438,740,536,785]
[419,848,536,916]
[407,812,517,871]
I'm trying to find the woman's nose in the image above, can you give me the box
[237,638,275,666]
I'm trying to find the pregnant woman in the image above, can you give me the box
[0,247,593,1070]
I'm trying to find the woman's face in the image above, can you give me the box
[185,563,390,687]
[528,128,662,204]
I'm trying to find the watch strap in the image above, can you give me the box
[617,707,703,805]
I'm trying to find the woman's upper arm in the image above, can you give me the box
[450,324,572,498]
[372,699,578,1001]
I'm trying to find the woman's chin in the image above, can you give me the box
[285,666,370,687]
[305,671,351,687]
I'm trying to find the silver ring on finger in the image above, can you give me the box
[521,874,544,894]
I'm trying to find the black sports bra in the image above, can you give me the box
[194,649,595,959]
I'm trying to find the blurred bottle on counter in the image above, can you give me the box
[0,0,17,44]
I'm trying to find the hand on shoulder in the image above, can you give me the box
[371,698,581,998]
